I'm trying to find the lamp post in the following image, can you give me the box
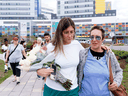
[109,32,115,49]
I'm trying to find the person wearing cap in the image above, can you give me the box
[5,37,26,85]
[1,38,11,73]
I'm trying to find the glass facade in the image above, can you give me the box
[32,25,51,37]
[0,26,18,35]
[51,21,128,40]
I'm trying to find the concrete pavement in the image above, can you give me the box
[0,54,44,96]
[0,71,44,96]
[0,54,4,61]
[109,45,128,51]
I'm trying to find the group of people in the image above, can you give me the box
[2,33,51,85]
[1,17,123,96]
[30,33,51,89]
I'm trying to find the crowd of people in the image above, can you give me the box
[1,33,51,85]
[1,17,124,96]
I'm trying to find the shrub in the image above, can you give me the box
[112,50,128,60]
[125,57,128,63]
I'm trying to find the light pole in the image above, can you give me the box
[109,32,115,49]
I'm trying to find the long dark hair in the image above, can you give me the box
[52,17,75,55]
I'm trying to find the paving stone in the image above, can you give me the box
[0,71,43,96]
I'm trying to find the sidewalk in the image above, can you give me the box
[0,71,44,96]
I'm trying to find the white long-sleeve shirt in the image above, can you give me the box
[46,40,84,91]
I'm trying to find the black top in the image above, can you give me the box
[90,48,105,60]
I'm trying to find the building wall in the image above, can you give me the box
[0,0,37,19]
[95,0,105,14]
[57,0,94,17]
[31,20,51,37]
[51,17,128,41]
[41,7,54,20]
[0,17,128,43]
[57,0,116,19]
[105,2,111,10]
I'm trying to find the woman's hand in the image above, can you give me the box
[39,50,42,53]
[20,64,23,66]
[101,45,111,53]
[41,46,47,51]
[5,59,8,63]
[108,81,118,91]
[37,68,54,77]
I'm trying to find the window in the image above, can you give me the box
[108,13,111,16]
[58,6,60,9]
[58,11,60,14]
[58,1,60,4]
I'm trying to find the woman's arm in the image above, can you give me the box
[5,50,10,62]
[22,50,26,58]
[110,52,123,87]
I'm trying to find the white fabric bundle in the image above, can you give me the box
[19,46,46,71]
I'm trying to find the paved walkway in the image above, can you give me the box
[0,54,4,61]
[0,53,44,96]
[110,45,128,51]
[0,71,44,96]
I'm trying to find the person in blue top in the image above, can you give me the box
[77,26,123,96]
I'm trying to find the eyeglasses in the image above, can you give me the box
[90,35,101,41]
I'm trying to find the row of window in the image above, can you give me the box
[60,13,116,19]
[42,7,53,12]
[0,3,30,6]
[75,24,116,27]
[34,21,51,24]
[64,4,93,9]
[0,12,30,15]
[42,11,53,14]
[0,26,17,28]
[0,0,30,1]
[65,0,94,4]
[65,9,93,14]
[33,26,51,28]
[0,17,41,20]
[33,28,50,30]
[0,8,30,10]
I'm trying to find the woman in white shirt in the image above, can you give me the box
[37,17,84,96]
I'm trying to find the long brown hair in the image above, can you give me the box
[52,17,75,55]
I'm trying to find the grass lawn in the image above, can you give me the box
[122,64,128,93]
[0,48,3,54]
[0,59,12,84]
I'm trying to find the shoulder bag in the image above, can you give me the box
[109,58,128,96]
[7,44,19,62]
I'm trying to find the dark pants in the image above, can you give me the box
[10,62,21,77]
